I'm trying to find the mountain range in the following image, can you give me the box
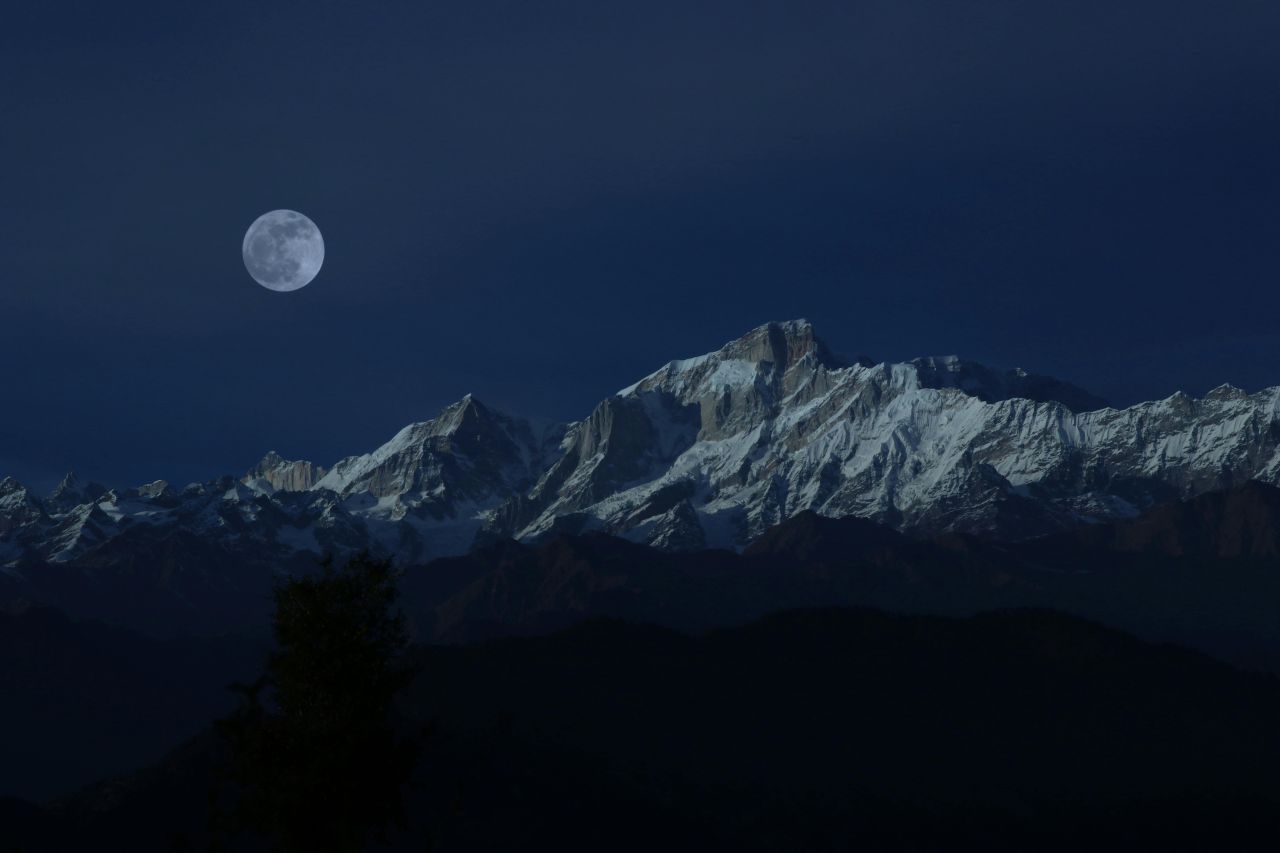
[6,319,1280,632]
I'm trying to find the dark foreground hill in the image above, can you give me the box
[17,607,1280,852]
[398,483,1280,673]
[11,483,1280,808]
[0,602,263,801]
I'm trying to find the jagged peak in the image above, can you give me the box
[439,392,493,422]
[1205,383,1246,399]
[420,394,554,444]
[311,392,546,500]
[52,471,80,493]
[246,450,322,472]
[253,451,288,469]
[134,480,172,500]
[1150,384,1272,409]
[617,320,846,396]
[399,394,481,428]
[717,319,844,372]
[388,394,512,444]
[243,451,325,493]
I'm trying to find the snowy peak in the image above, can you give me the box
[433,393,493,436]
[49,472,82,503]
[134,480,172,499]
[314,394,562,503]
[46,472,108,510]
[715,319,844,373]
[242,452,326,494]
[263,394,572,563]
[1,477,46,535]
[620,320,842,399]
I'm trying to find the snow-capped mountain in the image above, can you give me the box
[1,395,562,572]
[5,320,1280,575]
[488,320,1280,549]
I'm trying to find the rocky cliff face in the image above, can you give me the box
[0,394,564,575]
[4,320,1280,579]
[243,452,326,493]
[1,477,46,538]
[490,320,1280,549]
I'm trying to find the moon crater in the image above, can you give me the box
[242,209,324,292]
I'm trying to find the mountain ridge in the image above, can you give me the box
[6,319,1280,595]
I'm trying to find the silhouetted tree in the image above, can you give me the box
[216,554,418,852]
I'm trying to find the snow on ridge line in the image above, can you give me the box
[9,319,1280,567]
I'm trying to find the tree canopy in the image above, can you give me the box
[217,554,418,853]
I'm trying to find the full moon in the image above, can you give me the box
[242,209,324,292]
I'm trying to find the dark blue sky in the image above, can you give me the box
[2,1,1278,490]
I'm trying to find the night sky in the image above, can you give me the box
[2,1,1277,490]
